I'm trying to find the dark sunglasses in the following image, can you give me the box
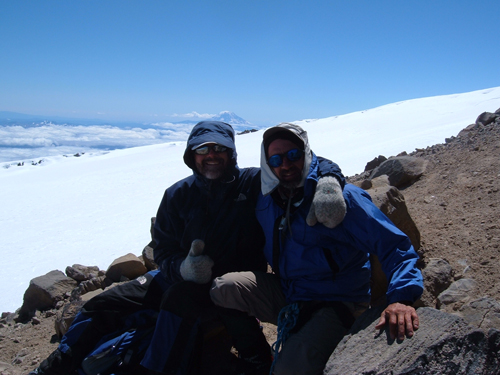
[194,145,228,155]
[267,148,304,168]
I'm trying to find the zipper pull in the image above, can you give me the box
[279,216,287,231]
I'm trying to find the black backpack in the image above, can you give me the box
[78,309,157,375]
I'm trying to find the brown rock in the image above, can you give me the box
[18,270,78,321]
[142,241,158,271]
[370,156,427,188]
[54,300,85,338]
[105,253,148,282]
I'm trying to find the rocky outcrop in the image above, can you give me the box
[324,307,500,375]
[14,219,159,324]
[339,113,500,373]
[476,110,500,126]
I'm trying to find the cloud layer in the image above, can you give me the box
[0,124,193,162]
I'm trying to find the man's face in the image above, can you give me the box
[194,143,230,180]
[267,138,304,189]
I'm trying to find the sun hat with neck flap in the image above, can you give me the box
[260,123,312,196]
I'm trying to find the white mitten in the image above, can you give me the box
[306,176,346,228]
[180,240,214,284]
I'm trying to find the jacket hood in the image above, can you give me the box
[183,121,237,172]
[260,123,312,195]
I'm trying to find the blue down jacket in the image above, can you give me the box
[256,153,424,305]
[153,121,346,284]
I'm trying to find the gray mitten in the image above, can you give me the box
[306,176,346,228]
[180,239,214,284]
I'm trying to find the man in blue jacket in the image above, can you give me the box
[29,121,347,375]
[210,123,424,375]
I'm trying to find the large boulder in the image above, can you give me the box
[105,253,147,282]
[18,270,77,321]
[476,111,500,126]
[370,156,427,188]
[324,307,500,374]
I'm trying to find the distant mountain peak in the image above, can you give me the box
[171,111,256,131]
[210,111,251,126]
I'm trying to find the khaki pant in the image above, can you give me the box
[210,271,368,375]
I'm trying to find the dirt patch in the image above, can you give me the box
[399,122,500,305]
[0,311,59,375]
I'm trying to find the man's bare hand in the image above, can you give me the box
[374,302,419,341]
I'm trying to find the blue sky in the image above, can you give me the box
[1,0,498,127]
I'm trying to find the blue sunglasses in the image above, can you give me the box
[267,148,304,168]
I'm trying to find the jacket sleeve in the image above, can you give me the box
[153,189,185,284]
[345,186,424,304]
[316,156,346,189]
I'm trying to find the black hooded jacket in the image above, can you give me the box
[153,121,267,283]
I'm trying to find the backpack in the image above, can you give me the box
[77,306,235,375]
[78,309,158,375]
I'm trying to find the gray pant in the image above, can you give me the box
[210,271,368,375]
